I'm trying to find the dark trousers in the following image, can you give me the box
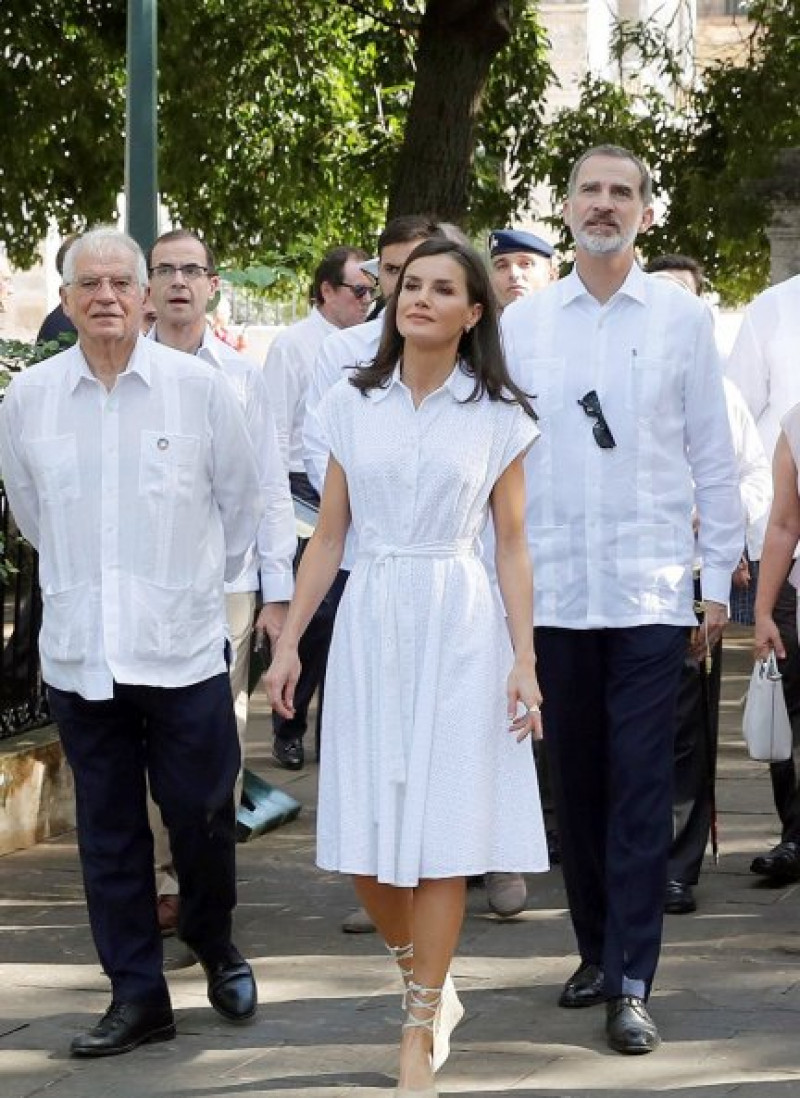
[669,640,722,885]
[771,577,800,840]
[274,471,347,745]
[48,673,240,1005]
[535,624,685,1000]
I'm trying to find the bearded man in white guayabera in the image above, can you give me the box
[501,145,743,1055]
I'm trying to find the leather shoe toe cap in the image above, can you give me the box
[558,962,605,1008]
[606,996,660,1054]
[750,842,800,881]
[70,1001,175,1057]
[203,956,257,1021]
[664,880,696,914]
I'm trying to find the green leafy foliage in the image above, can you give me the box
[542,1,800,303]
[0,333,74,578]
[1,0,550,281]
[0,331,77,392]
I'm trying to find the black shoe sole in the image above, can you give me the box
[558,992,606,1009]
[70,1023,176,1057]
[208,997,258,1023]
[607,1035,660,1054]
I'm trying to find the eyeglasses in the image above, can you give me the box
[577,390,616,449]
[69,276,138,297]
[149,263,210,281]
[338,281,375,301]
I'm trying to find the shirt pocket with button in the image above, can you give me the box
[40,581,91,664]
[138,431,199,497]
[128,576,211,663]
[137,431,201,585]
[615,521,689,614]
[519,358,565,420]
[624,357,677,419]
[28,434,81,504]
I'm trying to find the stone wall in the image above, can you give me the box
[0,727,75,856]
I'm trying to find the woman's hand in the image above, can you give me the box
[265,643,302,719]
[754,613,785,662]
[507,657,543,742]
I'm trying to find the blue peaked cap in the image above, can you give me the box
[489,229,554,259]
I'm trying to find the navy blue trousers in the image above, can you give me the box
[48,673,240,1005]
[535,625,685,999]
[274,472,348,745]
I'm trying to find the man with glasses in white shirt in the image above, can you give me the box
[0,227,264,1057]
[501,145,742,1054]
[145,229,296,932]
[263,245,372,772]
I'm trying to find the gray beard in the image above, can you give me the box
[574,224,638,255]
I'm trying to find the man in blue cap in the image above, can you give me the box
[488,228,555,311]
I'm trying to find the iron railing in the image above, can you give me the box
[0,488,48,740]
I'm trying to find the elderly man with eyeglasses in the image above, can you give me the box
[501,145,742,1055]
[144,229,296,935]
[0,227,265,1055]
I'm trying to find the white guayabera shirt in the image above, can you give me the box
[302,314,385,571]
[500,263,744,628]
[263,306,338,475]
[725,273,800,466]
[302,314,385,496]
[0,336,263,699]
[149,325,296,602]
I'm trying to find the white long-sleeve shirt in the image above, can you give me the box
[0,336,263,699]
[303,315,384,494]
[725,273,800,464]
[501,263,743,627]
[723,378,771,561]
[263,306,338,474]
[165,327,296,601]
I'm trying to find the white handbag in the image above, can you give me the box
[742,651,793,762]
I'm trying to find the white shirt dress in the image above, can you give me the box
[314,364,548,886]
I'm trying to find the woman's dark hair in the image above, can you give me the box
[350,237,536,421]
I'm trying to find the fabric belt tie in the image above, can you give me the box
[355,540,476,867]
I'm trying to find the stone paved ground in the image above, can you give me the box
[2,627,800,1097]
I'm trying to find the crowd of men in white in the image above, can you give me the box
[1,144,799,1079]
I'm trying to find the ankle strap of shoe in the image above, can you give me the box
[402,981,442,1031]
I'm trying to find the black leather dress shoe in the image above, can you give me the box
[750,840,800,882]
[200,946,257,1022]
[664,879,697,914]
[558,961,606,1008]
[70,1001,175,1058]
[272,737,304,771]
[606,995,660,1054]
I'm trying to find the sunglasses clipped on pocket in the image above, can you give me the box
[577,390,616,449]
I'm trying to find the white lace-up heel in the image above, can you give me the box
[397,982,440,1098]
[396,975,464,1095]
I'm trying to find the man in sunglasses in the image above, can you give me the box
[145,229,296,934]
[501,145,742,1055]
[262,246,372,773]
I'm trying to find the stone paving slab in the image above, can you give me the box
[3,630,800,1097]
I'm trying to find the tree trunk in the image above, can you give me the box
[387,0,512,223]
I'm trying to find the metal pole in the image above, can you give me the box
[125,0,158,252]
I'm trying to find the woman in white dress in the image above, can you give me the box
[267,238,547,1096]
